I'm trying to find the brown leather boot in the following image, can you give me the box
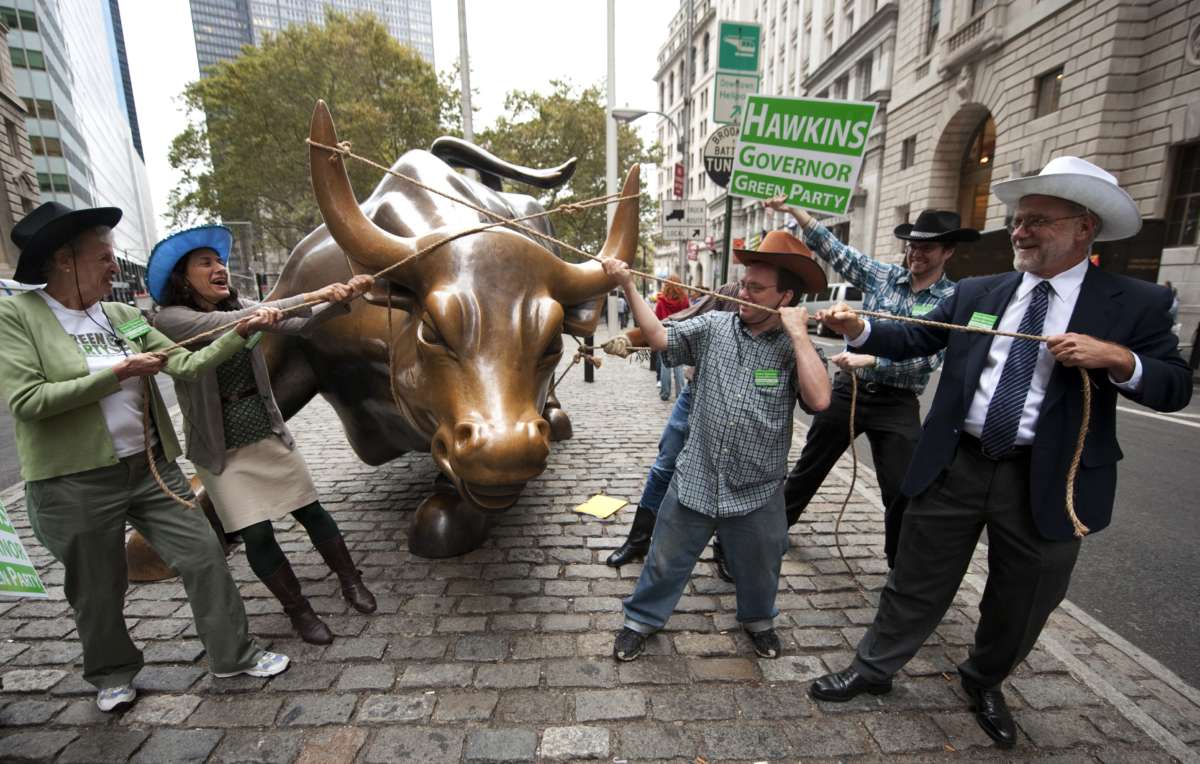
[315,535,377,613]
[260,561,333,645]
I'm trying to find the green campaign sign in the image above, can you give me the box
[717,21,760,73]
[0,499,48,599]
[730,95,878,215]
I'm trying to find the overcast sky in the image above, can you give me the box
[119,0,676,234]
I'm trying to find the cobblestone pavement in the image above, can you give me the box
[1,332,1199,762]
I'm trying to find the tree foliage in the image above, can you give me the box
[167,11,457,253]
[479,81,661,264]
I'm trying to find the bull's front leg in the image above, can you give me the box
[409,480,489,558]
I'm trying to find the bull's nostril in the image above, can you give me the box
[454,422,477,451]
[533,419,550,441]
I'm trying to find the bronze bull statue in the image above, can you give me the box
[125,102,637,579]
[254,101,638,558]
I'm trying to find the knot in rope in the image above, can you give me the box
[329,140,353,163]
[558,202,585,215]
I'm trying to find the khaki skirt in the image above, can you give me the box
[195,436,319,533]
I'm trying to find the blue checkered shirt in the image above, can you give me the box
[663,311,798,518]
[803,222,955,394]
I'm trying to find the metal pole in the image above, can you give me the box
[720,194,733,286]
[679,0,694,282]
[457,0,474,143]
[605,0,617,230]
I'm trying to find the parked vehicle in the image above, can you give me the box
[797,282,864,336]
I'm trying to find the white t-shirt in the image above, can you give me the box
[37,291,155,458]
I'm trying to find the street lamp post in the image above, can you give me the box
[611,107,685,286]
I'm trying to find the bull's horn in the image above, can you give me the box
[554,164,640,305]
[309,100,415,272]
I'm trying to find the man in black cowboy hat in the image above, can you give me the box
[765,197,979,560]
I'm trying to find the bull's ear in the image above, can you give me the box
[560,297,605,337]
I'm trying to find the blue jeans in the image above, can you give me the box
[659,360,685,400]
[638,383,692,512]
[622,482,789,634]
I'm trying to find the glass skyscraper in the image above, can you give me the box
[3,0,155,300]
[190,0,434,76]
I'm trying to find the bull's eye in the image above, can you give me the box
[418,316,448,348]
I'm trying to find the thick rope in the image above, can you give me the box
[833,373,860,587]
[141,378,195,509]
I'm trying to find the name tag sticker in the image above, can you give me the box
[753,369,780,387]
[967,311,998,330]
[116,316,151,340]
[244,331,264,350]
[911,304,934,317]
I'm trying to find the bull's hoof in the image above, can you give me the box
[126,479,231,582]
[409,491,489,558]
[544,406,573,441]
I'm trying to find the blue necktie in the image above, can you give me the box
[979,281,1053,458]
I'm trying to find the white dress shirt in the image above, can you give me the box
[849,258,1143,445]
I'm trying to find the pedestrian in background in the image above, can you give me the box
[0,204,290,713]
[149,225,378,646]
[653,274,690,400]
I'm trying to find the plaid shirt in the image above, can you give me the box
[803,222,955,394]
[664,311,799,518]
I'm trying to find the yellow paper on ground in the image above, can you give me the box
[574,494,627,519]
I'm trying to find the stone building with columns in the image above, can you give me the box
[0,20,38,279]
[874,0,1200,343]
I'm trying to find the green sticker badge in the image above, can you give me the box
[116,316,152,340]
[911,304,934,317]
[967,312,999,330]
[753,369,780,387]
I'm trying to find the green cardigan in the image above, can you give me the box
[0,291,248,481]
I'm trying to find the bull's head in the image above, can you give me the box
[308,101,638,510]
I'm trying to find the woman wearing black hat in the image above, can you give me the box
[0,203,291,713]
[148,225,377,645]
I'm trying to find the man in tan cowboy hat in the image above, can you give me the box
[601,232,831,662]
[765,197,978,564]
[810,156,1191,748]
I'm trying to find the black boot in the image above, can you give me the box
[315,535,377,613]
[260,561,333,645]
[606,505,656,567]
[712,536,735,583]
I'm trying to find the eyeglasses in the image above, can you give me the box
[737,279,778,296]
[1006,214,1087,234]
[903,243,943,255]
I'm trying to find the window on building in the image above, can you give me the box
[700,88,707,112]
[699,118,707,140]
[669,71,675,103]
[925,0,941,55]
[702,32,710,72]
[833,75,848,100]
[857,54,873,98]
[1035,67,1064,118]
[32,136,61,157]
[0,7,37,32]
[659,82,664,112]
[690,46,697,78]
[9,47,45,71]
[1166,143,1200,247]
[830,222,850,243]
[900,136,917,169]
[5,119,19,157]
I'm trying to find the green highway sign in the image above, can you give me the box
[717,21,760,73]
[730,95,878,215]
[0,499,47,599]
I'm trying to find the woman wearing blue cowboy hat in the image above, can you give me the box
[148,224,376,645]
[0,203,291,713]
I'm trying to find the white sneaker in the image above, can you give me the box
[212,650,290,678]
[96,684,136,712]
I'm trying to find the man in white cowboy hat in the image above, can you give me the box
[601,232,832,662]
[764,197,978,565]
[810,156,1191,748]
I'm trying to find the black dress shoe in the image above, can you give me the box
[963,682,1017,749]
[712,536,735,583]
[809,668,893,702]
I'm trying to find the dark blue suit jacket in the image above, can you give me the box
[859,264,1192,542]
